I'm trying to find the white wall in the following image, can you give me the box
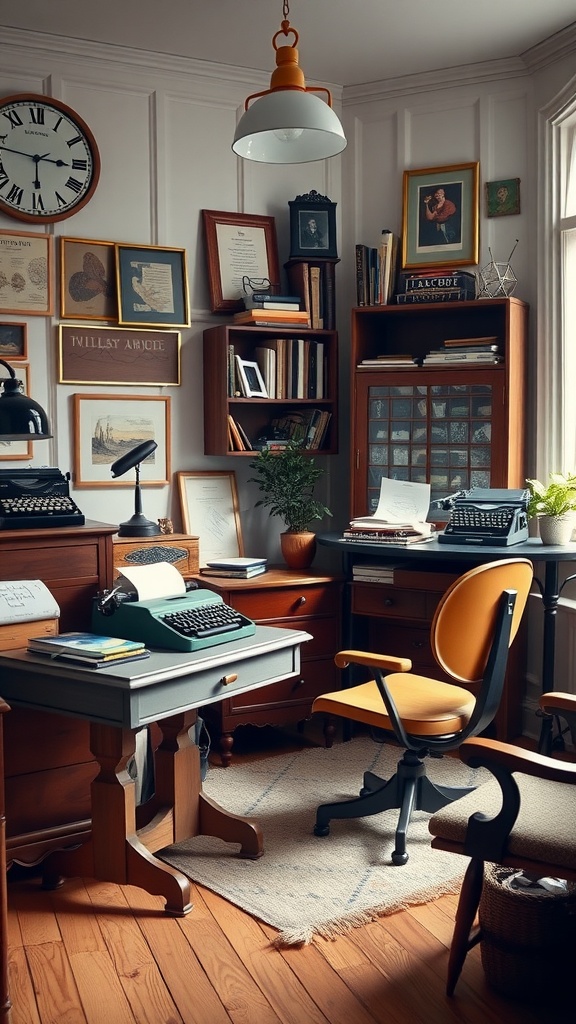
[0,27,342,564]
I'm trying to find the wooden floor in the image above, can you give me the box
[6,724,570,1024]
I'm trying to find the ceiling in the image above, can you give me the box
[2,1,576,87]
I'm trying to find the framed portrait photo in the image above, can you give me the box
[116,244,190,327]
[235,356,267,398]
[72,393,171,488]
[60,237,117,321]
[177,470,244,564]
[401,162,479,270]
[202,210,280,314]
[289,191,338,259]
[0,362,32,460]
[485,178,521,218]
[0,230,53,316]
[0,321,27,360]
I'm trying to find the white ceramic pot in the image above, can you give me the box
[538,513,576,546]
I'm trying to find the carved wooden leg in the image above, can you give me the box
[218,731,234,767]
[198,792,263,859]
[447,857,484,996]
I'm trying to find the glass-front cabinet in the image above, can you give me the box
[350,299,528,519]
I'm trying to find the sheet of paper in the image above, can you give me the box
[114,561,186,601]
[351,478,431,528]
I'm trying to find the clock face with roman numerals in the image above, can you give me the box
[0,93,100,223]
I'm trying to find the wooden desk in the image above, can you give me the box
[0,627,310,915]
[0,698,10,1024]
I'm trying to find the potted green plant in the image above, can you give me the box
[526,472,576,545]
[249,440,332,568]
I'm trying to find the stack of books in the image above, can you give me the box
[352,563,402,583]
[243,292,301,312]
[342,516,435,546]
[200,557,268,579]
[233,308,311,328]
[423,336,501,366]
[358,353,418,369]
[394,269,477,304]
[27,631,150,668]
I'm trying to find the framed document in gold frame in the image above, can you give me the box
[177,471,244,564]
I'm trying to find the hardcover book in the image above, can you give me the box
[27,631,146,659]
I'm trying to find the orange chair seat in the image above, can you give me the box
[313,675,476,737]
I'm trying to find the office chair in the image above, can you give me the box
[429,691,576,997]
[312,558,533,866]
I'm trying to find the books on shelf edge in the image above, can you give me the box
[27,631,147,658]
[228,414,246,451]
[443,336,499,347]
[396,289,474,304]
[427,344,499,355]
[205,557,267,569]
[423,353,502,363]
[233,309,310,324]
[352,573,396,583]
[244,294,301,310]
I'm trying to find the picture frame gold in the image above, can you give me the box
[401,162,479,270]
[0,362,32,460]
[202,210,280,314]
[0,321,27,360]
[73,393,170,488]
[0,230,53,315]
[58,324,181,386]
[116,243,190,327]
[60,237,118,321]
[177,470,244,564]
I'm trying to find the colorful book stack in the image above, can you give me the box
[27,631,150,668]
[233,307,311,328]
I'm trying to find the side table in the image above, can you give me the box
[196,568,343,765]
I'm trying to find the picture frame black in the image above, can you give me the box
[289,191,338,260]
[115,243,190,327]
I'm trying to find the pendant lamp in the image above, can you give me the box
[232,1,346,164]
[0,358,52,439]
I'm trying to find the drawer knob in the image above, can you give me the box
[221,673,238,686]
[412,641,425,649]
[296,596,307,607]
[384,598,394,607]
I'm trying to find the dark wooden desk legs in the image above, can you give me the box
[43,710,263,915]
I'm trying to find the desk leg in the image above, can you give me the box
[43,721,193,916]
[538,561,560,754]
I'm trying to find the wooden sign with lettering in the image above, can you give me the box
[58,324,181,386]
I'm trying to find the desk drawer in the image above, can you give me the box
[352,584,427,620]
[233,585,340,621]
[222,657,339,714]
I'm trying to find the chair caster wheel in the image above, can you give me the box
[392,850,408,865]
[314,823,330,837]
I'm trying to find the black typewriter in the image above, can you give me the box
[0,468,85,529]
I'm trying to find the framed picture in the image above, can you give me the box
[72,393,170,488]
[60,237,117,321]
[0,363,32,460]
[0,230,53,315]
[0,321,27,359]
[202,210,280,314]
[116,244,190,327]
[401,162,479,270]
[58,324,181,386]
[289,191,338,259]
[177,471,244,564]
[485,178,521,218]
[235,356,267,398]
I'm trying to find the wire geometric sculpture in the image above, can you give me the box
[477,241,519,298]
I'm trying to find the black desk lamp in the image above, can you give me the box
[111,439,160,537]
[0,358,52,439]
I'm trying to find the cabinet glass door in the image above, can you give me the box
[361,380,494,514]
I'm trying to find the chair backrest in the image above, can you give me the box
[431,558,533,684]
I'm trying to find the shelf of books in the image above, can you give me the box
[203,323,338,456]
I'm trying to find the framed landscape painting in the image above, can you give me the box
[73,393,170,487]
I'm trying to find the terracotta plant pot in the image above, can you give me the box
[280,531,317,569]
[538,513,576,546]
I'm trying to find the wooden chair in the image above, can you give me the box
[312,559,533,865]
[429,690,576,996]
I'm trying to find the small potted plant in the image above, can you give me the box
[249,440,332,568]
[526,471,576,545]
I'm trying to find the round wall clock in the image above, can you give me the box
[0,93,100,224]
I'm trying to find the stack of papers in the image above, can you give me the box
[343,479,435,545]
[200,557,268,579]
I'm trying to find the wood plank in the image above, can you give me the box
[25,941,87,1024]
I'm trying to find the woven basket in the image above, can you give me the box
[479,865,576,1000]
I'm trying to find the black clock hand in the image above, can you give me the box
[0,145,69,168]
[36,153,70,167]
[0,144,38,160]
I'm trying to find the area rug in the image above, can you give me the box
[161,738,486,945]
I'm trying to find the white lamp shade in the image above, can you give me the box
[232,90,347,163]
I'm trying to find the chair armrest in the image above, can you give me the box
[459,736,576,785]
[334,649,412,673]
[539,691,576,715]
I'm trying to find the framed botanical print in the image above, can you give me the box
[401,162,479,270]
[60,237,117,321]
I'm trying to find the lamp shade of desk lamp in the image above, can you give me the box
[232,2,346,164]
[111,439,161,537]
[0,358,52,439]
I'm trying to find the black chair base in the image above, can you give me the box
[313,749,475,865]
